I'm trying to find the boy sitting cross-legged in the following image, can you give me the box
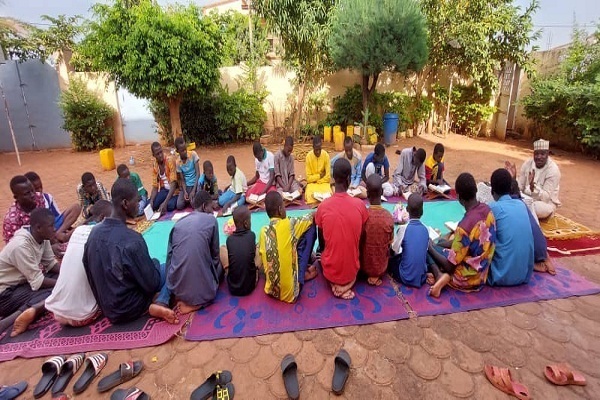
[198,160,220,201]
[223,206,259,296]
[359,174,394,286]
[259,191,318,303]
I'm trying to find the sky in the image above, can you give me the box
[1,0,598,49]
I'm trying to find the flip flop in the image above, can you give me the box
[72,353,108,394]
[484,365,530,400]
[213,383,234,400]
[33,355,66,399]
[52,394,68,400]
[52,353,85,394]
[0,381,27,400]
[332,349,351,395]
[544,363,587,386]
[110,387,151,400]
[190,370,232,400]
[281,354,299,400]
[97,360,144,393]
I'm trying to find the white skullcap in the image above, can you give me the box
[533,139,549,151]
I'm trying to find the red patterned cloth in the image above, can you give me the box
[360,206,394,278]
[3,192,45,243]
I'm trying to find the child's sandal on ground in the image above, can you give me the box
[190,370,232,400]
[484,365,530,400]
[544,363,587,386]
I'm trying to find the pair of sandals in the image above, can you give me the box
[0,381,27,400]
[33,353,144,399]
[190,371,235,400]
[281,349,351,399]
[485,363,587,399]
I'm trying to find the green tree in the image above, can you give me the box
[253,0,336,134]
[78,0,222,140]
[328,0,428,136]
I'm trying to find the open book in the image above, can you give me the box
[427,226,440,241]
[220,202,238,217]
[144,204,160,221]
[347,188,362,197]
[402,191,412,201]
[282,190,301,201]
[313,192,332,202]
[444,221,458,233]
[171,212,190,221]
[247,193,266,204]
[428,183,452,194]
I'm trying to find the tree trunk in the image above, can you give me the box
[294,81,306,137]
[361,73,379,140]
[168,94,183,142]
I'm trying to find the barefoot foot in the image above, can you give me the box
[149,304,179,324]
[11,307,37,337]
[428,273,451,298]
[426,273,435,285]
[367,277,382,286]
[304,265,318,282]
[175,301,201,315]
[337,289,355,300]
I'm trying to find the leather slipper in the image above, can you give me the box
[281,354,299,400]
[332,349,351,395]
[544,363,587,386]
[484,365,530,400]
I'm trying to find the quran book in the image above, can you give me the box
[347,188,362,197]
[282,190,301,201]
[444,221,458,232]
[144,204,160,221]
[248,193,266,203]
[427,226,440,241]
[313,192,332,202]
[428,183,452,194]
[171,212,190,221]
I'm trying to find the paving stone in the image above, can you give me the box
[267,366,291,398]
[544,298,577,313]
[471,374,512,400]
[420,328,453,359]
[184,340,218,368]
[173,336,198,353]
[430,317,461,341]
[254,332,281,345]
[497,322,532,348]
[129,345,155,361]
[271,331,303,358]
[212,337,239,350]
[457,323,493,353]
[395,319,424,345]
[536,319,571,344]
[333,325,360,337]
[181,367,210,398]
[201,345,236,372]
[378,338,410,364]
[451,342,484,373]
[296,341,326,376]
[229,337,261,363]
[523,349,557,377]
[354,324,386,350]
[422,380,462,400]
[244,346,277,382]
[577,293,600,308]
[531,333,568,362]
[512,301,543,315]
[563,342,600,378]
[439,360,475,398]
[364,350,396,385]
[341,338,370,368]
[506,308,538,330]
[573,300,600,323]
[407,345,442,380]
[142,342,175,371]
[570,311,600,338]
[517,368,562,400]
[315,356,335,390]
[477,306,507,319]
[231,363,271,399]
[343,369,395,399]
[155,355,192,387]
[298,374,317,397]
[469,314,503,336]
[491,338,527,368]
[583,373,600,400]
[312,329,344,356]
[570,329,600,356]
[373,320,397,333]
[416,315,435,328]
[293,329,318,341]
[390,364,427,399]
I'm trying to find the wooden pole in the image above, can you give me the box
[0,80,21,166]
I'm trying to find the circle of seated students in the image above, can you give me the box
[0,137,559,338]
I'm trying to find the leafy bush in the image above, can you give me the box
[149,86,267,146]
[325,85,389,131]
[59,78,114,151]
[433,84,495,136]
[522,29,600,155]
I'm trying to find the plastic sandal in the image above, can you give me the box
[111,387,151,400]
[213,382,234,400]
[33,355,66,399]
[190,370,232,400]
[97,360,144,392]
[0,381,27,400]
[73,353,108,394]
[484,365,530,400]
[332,349,351,395]
[544,363,587,386]
[281,354,299,400]
[52,353,85,394]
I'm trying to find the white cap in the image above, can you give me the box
[533,139,549,151]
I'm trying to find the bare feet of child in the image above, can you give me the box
[10,307,37,337]
[175,301,201,315]
[304,265,318,282]
[149,303,179,324]
[428,273,451,298]
[367,276,382,286]
[426,273,435,285]
[331,280,356,300]
[534,258,556,275]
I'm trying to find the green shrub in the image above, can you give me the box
[59,78,114,151]
[433,84,495,136]
[325,84,390,131]
[149,86,267,146]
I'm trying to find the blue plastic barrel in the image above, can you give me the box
[383,113,399,145]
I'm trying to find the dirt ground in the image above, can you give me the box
[0,133,599,399]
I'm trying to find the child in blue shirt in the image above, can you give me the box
[198,160,220,200]
[388,193,431,287]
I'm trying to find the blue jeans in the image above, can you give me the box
[296,225,317,285]
[154,260,171,306]
[153,188,177,212]
[137,194,149,217]
[218,189,246,208]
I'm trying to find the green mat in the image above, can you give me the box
[143,201,466,264]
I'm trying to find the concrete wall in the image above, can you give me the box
[0,60,71,152]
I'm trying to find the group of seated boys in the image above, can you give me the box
[0,135,556,337]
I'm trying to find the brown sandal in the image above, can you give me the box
[544,363,587,386]
[484,365,530,400]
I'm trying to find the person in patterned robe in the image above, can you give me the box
[258,192,317,303]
